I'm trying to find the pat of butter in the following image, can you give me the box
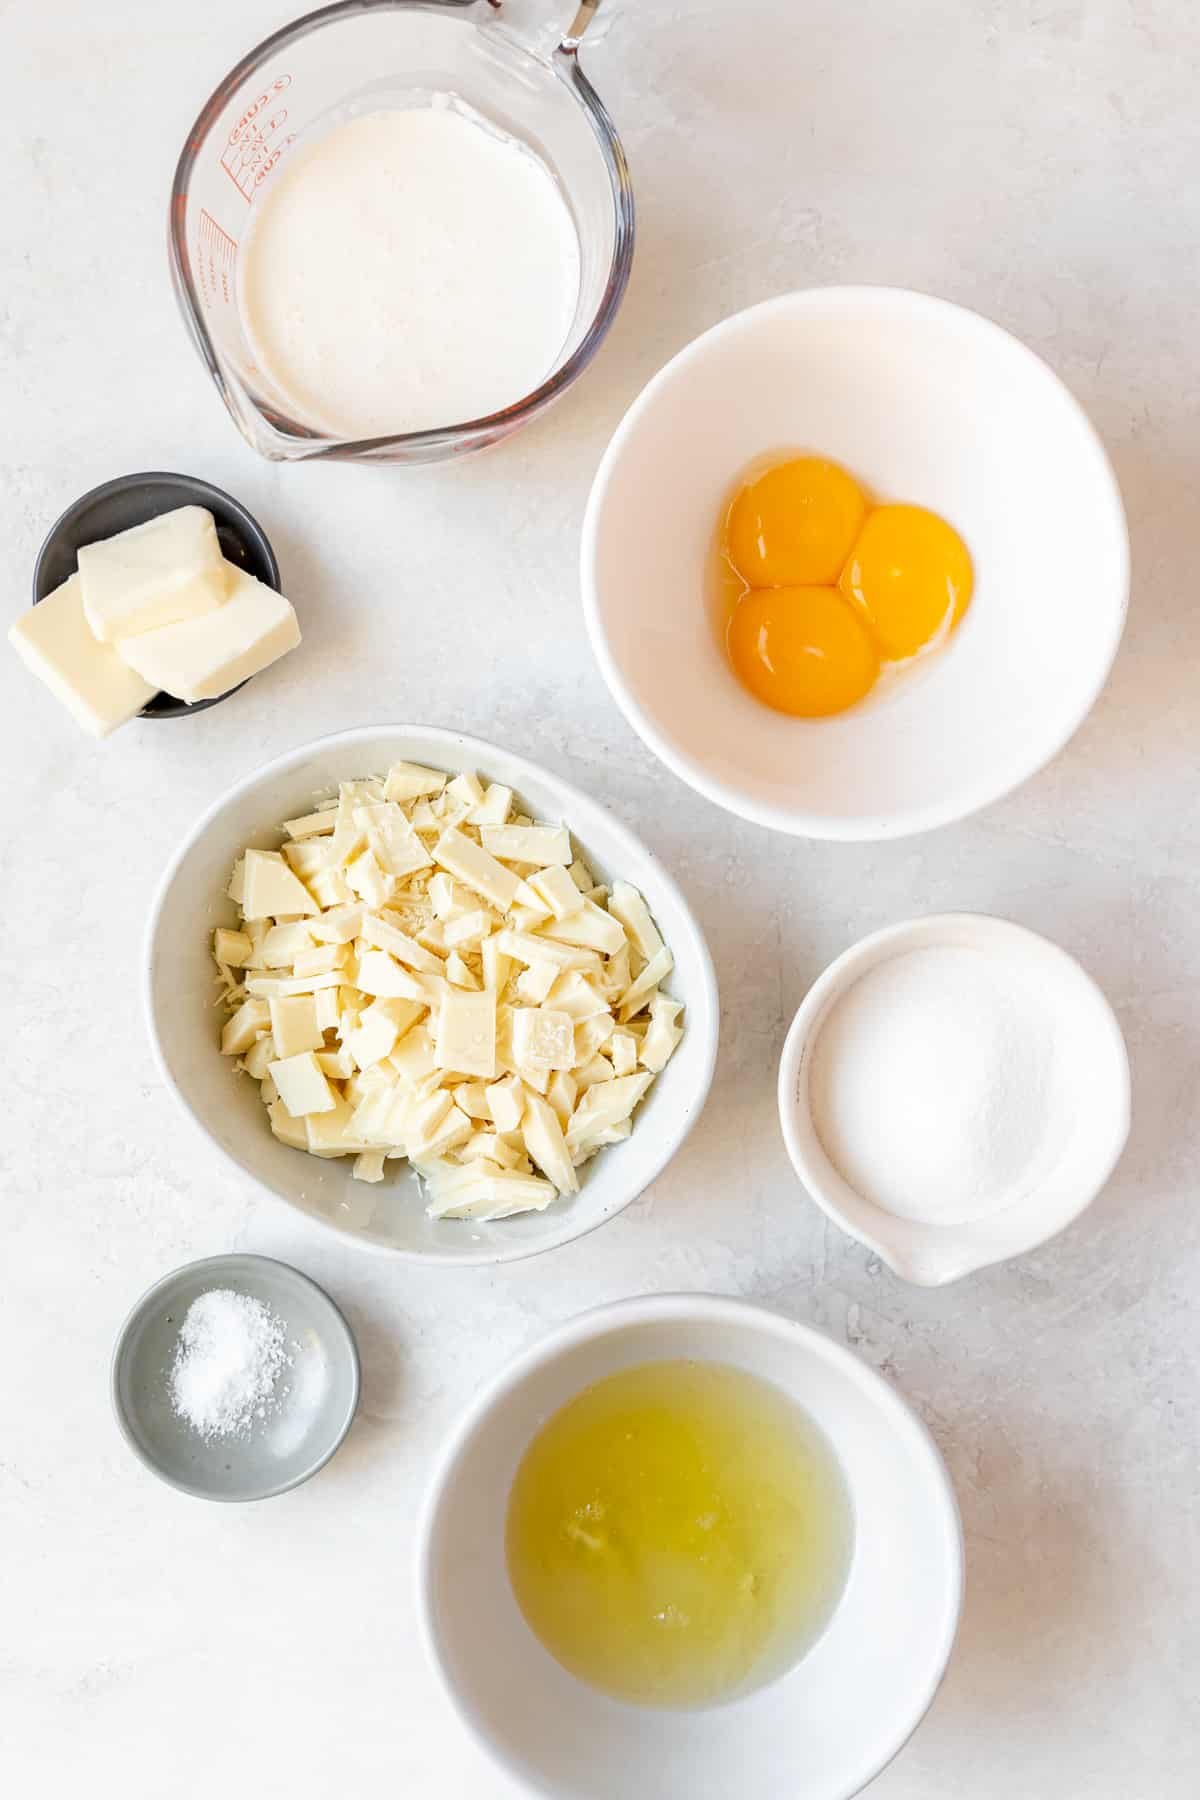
[8,574,157,737]
[115,564,300,703]
[78,505,227,642]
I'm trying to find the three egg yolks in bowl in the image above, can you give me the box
[720,456,973,717]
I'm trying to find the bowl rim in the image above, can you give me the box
[414,1290,965,1800]
[142,723,720,1264]
[776,912,1133,1284]
[109,1251,361,1502]
[581,283,1131,842]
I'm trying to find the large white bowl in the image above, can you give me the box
[144,726,718,1262]
[417,1294,963,1799]
[582,286,1129,840]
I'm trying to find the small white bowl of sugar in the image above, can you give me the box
[778,914,1131,1285]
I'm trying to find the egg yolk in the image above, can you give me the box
[725,457,868,587]
[839,504,973,661]
[726,586,879,718]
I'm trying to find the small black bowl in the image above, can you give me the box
[33,472,281,719]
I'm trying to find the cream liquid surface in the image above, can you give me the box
[237,102,581,438]
[505,1359,854,1709]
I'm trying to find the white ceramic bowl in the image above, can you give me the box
[582,286,1129,841]
[144,726,718,1263]
[417,1293,963,1800]
[778,914,1131,1285]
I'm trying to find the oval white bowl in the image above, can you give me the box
[582,286,1129,840]
[144,726,718,1263]
[778,913,1131,1284]
[417,1293,963,1800]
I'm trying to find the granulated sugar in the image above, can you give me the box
[169,1289,291,1439]
[809,944,1069,1227]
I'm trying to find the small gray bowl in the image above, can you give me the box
[111,1253,359,1501]
[33,471,281,719]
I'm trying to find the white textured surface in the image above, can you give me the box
[2,1,1197,1794]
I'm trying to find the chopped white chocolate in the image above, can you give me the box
[546,1068,577,1130]
[511,1007,575,1071]
[242,849,319,921]
[269,1098,308,1149]
[521,1089,579,1195]
[269,1051,338,1116]
[217,762,682,1221]
[454,1081,492,1121]
[493,929,600,973]
[292,943,348,977]
[389,1023,437,1086]
[354,949,426,1001]
[308,903,364,945]
[545,971,610,1022]
[608,882,664,965]
[429,873,472,920]
[537,899,626,956]
[314,987,341,1034]
[344,848,395,910]
[268,994,324,1059]
[516,961,559,1006]
[283,809,338,839]
[423,1165,557,1221]
[463,1130,523,1169]
[575,1052,616,1089]
[486,1073,525,1135]
[574,1011,616,1062]
[445,951,479,990]
[214,927,252,967]
[433,827,520,912]
[384,761,447,803]
[442,908,496,951]
[353,1150,386,1183]
[306,1094,376,1156]
[618,946,675,1021]
[282,842,328,885]
[358,911,444,972]
[221,997,270,1055]
[308,864,354,910]
[480,824,572,866]
[566,1071,654,1150]
[529,864,586,920]
[260,921,316,967]
[356,802,432,878]
[446,771,485,808]
[468,783,513,825]
[435,989,497,1080]
[242,1033,276,1081]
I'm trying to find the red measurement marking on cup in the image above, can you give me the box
[220,73,294,202]
[196,209,238,309]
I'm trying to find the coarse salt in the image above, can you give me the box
[169,1288,291,1440]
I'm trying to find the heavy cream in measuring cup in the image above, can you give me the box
[237,101,581,438]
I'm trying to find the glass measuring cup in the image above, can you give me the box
[169,0,632,463]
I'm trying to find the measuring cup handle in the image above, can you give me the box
[560,0,602,53]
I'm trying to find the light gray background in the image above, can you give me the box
[2,1,1196,1793]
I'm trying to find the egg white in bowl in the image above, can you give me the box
[145,727,718,1262]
